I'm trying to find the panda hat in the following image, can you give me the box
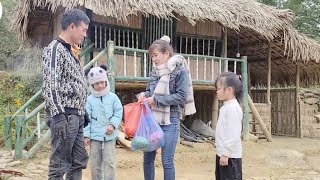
[85,65,110,97]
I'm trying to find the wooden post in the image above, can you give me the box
[14,115,25,160]
[211,94,219,129]
[223,30,228,72]
[296,62,301,138]
[241,56,250,141]
[107,41,116,93]
[4,116,12,150]
[267,43,272,104]
[248,63,252,97]
[84,9,93,65]
[211,28,228,129]
[84,48,108,70]
[248,96,273,142]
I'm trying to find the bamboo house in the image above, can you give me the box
[10,0,320,138]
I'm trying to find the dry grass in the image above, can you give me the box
[6,42,43,75]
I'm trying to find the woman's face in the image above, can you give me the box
[150,49,170,66]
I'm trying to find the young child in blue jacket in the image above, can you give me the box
[84,65,123,180]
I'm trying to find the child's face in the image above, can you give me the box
[93,81,106,92]
[216,79,234,101]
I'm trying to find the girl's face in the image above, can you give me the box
[150,49,170,66]
[216,79,234,101]
[93,81,106,92]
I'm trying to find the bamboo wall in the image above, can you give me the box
[92,52,222,81]
[92,14,142,29]
[251,89,297,136]
[249,103,271,136]
[300,102,320,138]
[28,9,55,46]
[92,52,142,77]
[176,16,222,38]
[188,58,221,81]
[52,10,64,39]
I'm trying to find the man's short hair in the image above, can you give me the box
[61,9,90,30]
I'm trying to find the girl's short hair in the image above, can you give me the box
[148,35,174,57]
[215,72,243,102]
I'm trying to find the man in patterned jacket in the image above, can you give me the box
[42,9,90,180]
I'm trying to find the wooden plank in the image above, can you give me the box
[248,63,252,96]
[296,62,301,138]
[267,43,272,104]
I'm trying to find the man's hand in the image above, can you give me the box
[106,125,115,135]
[55,119,67,139]
[219,155,229,166]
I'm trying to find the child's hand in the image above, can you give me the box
[106,125,115,135]
[84,138,90,146]
[220,155,229,166]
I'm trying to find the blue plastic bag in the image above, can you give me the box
[131,102,165,152]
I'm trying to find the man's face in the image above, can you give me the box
[69,21,89,45]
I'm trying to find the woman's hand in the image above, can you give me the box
[137,92,146,101]
[145,97,155,106]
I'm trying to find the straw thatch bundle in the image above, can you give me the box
[9,0,320,63]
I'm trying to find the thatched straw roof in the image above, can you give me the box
[10,0,320,63]
[0,2,3,19]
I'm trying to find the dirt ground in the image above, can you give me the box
[89,137,320,180]
[85,136,320,180]
[2,136,320,180]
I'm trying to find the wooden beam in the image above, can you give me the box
[248,47,268,59]
[212,93,219,130]
[84,9,93,65]
[267,43,272,104]
[296,62,302,138]
[229,42,286,59]
[271,61,290,75]
[224,30,228,71]
[249,61,288,79]
[232,31,265,46]
[248,63,252,96]
[272,42,286,56]
[271,47,285,58]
